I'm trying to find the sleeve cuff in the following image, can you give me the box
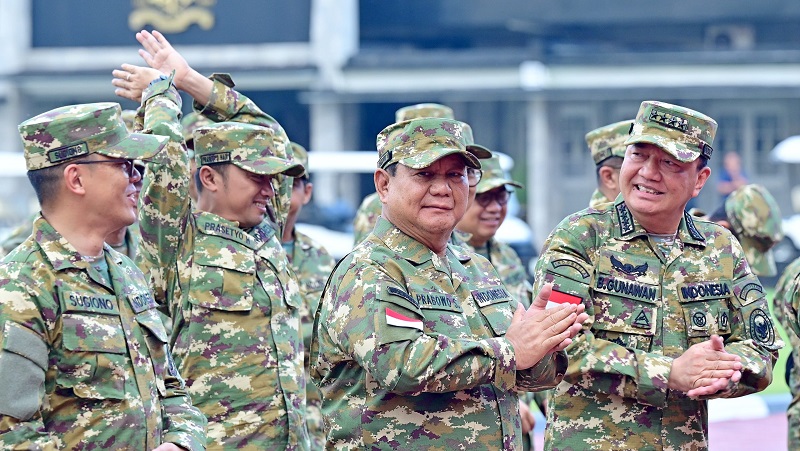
[489,337,518,391]
[193,74,235,121]
[636,354,672,407]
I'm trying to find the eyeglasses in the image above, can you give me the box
[73,158,139,179]
[475,189,511,207]
[467,168,482,187]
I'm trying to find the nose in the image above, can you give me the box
[429,174,453,195]
[130,165,143,184]
[639,155,661,180]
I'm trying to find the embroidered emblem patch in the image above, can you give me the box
[632,309,651,329]
[692,311,707,328]
[610,255,648,276]
[551,259,590,279]
[749,308,774,346]
[719,311,729,331]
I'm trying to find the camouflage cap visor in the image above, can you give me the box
[739,237,777,277]
[386,137,481,170]
[476,175,522,194]
[198,151,304,177]
[466,143,492,159]
[624,102,715,163]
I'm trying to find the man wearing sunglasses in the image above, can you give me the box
[0,103,207,450]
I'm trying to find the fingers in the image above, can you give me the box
[530,283,552,310]
[686,378,728,398]
[709,334,725,352]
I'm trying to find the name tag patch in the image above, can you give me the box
[679,281,731,301]
[415,292,461,312]
[595,274,657,302]
[63,292,119,315]
[128,291,157,314]
[471,287,512,308]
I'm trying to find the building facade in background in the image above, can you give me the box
[2,0,800,253]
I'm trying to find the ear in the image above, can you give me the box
[597,166,618,190]
[692,166,712,197]
[62,164,87,196]
[301,181,313,205]
[374,169,391,203]
[198,166,222,193]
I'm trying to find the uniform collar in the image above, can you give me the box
[613,198,706,246]
[374,216,470,267]
[34,214,123,271]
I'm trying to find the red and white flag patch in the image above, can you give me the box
[546,289,582,310]
[385,308,423,330]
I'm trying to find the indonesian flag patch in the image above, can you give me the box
[546,289,582,310]
[385,307,423,330]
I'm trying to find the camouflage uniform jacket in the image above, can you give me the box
[352,192,382,246]
[0,215,206,450]
[137,79,308,450]
[311,216,567,450]
[773,256,800,450]
[588,188,612,209]
[462,236,532,306]
[534,198,780,451]
[286,229,336,450]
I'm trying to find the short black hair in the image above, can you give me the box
[697,156,709,170]
[384,162,398,176]
[27,165,64,207]
[595,156,623,180]
[194,162,229,194]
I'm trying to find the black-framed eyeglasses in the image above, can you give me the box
[467,168,482,187]
[475,189,511,207]
[73,158,139,179]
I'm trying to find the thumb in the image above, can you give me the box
[531,283,553,310]
[512,302,526,323]
[709,334,725,352]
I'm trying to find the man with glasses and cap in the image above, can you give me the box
[585,119,634,208]
[535,101,780,450]
[114,30,310,449]
[352,103,487,246]
[0,103,207,450]
[311,117,588,449]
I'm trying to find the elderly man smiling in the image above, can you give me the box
[311,117,587,450]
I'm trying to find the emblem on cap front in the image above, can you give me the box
[48,142,89,163]
[648,109,689,133]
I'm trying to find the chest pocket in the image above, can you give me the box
[591,252,660,352]
[58,291,127,400]
[472,286,515,337]
[188,240,256,312]
[678,281,734,345]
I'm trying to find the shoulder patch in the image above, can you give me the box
[738,282,765,306]
[616,202,634,235]
[749,308,775,347]
[550,259,590,280]
[385,285,419,309]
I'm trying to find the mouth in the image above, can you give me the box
[254,200,268,213]
[634,184,663,195]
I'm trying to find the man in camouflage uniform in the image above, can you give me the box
[351,103,489,246]
[0,103,206,450]
[774,256,800,450]
[311,116,588,449]
[585,119,634,208]
[535,100,780,450]
[116,30,310,450]
[282,142,336,450]
[0,110,144,258]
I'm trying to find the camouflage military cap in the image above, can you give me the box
[624,100,717,163]
[725,184,784,276]
[585,119,634,165]
[18,102,168,171]
[475,152,523,194]
[395,103,455,122]
[394,103,490,159]
[193,122,304,177]
[289,142,309,178]
[376,118,481,170]
[121,109,136,132]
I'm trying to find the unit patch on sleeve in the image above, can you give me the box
[748,308,775,346]
[550,259,590,280]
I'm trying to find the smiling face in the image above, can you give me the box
[377,154,470,252]
[620,143,711,233]
[457,186,509,247]
[76,155,142,231]
[211,164,276,228]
